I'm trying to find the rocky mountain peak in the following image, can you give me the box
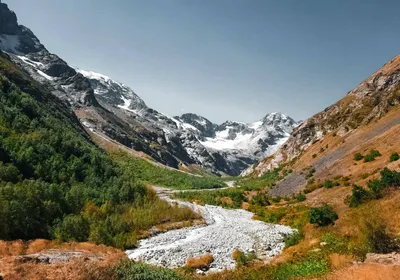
[0,1,18,35]
[175,113,216,138]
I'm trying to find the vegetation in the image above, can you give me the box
[112,153,226,190]
[236,167,282,190]
[185,253,214,270]
[296,192,307,202]
[232,249,257,266]
[174,188,246,208]
[354,153,364,161]
[390,152,399,162]
[284,231,303,248]
[114,260,184,280]
[309,204,338,226]
[363,149,382,162]
[305,167,316,179]
[323,179,340,189]
[0,60,201,248]
[347,168,400,207]
[250,192,271,206]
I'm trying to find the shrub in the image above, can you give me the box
[367,168,400,198]
[309,204,338,226]
[364,220,398,254]
[251,193,270,206]
[363,149,381,162]
[115,260,183,280]
[324,180,340,189]
[271,196,282,203]
[390,152,399,162]
[354,153,364,161]
[348,185,371,207]
[284,231,303,248]
[312,154,317,158]
[186,253,214,270]
[307,178,315,185]
[232,249,257,266]
[52,214,90,242]
[296,193,307,202]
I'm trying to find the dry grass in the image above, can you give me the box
[0,240,26,256]
[186,253,214,269]
[329,253,352,269]
[218,196,233,206]
[0,241,125,280]
[328,263,400,280]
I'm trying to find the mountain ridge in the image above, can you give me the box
[0,1,297,175]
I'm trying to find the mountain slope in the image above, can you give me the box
[248,54,400,195]
[0,1,297,176]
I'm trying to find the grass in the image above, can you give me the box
[185,253,214,270]
[112,152,226,190]
[236,167,282,191]
[174,188,246,208]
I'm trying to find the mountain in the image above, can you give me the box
[247,53,400,195]
[0,1,297,176]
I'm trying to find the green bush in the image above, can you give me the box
[390,152,399,162]
[309,204,338,226]
[52,214,90,242]
[354,153,364,161]
[323,180,340,189]
[114,260,183,280]
[364,149,381,162]
[296,193,307,202]
[367,168,400,198]
[284,231,303,248]
[251,192,270,206]
[271,196,282,203]
[348,185,371,207]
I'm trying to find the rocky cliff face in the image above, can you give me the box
[249,54,400,177]
[0,1,297,175]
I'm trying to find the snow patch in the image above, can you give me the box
[37,70,54,80]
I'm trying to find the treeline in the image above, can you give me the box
[0,57,200,248]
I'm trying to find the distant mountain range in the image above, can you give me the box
[0,1,298,175]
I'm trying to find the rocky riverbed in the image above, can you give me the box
[126,187,295,272]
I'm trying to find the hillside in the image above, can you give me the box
[246,53,400,196]
[0,50,213,247]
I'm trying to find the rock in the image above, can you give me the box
[126,193,295,273]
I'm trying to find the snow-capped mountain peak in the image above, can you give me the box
[0,0,297,176]
[76,68,147,111]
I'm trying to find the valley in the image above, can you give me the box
[0,0,400,280]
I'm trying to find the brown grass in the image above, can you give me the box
[231,249,243,261]
[186,253,214,269]
[0,241,125,280]
[218,196,233,206]
[328,263,400,280]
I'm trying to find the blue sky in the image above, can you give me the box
[6,0,400,123]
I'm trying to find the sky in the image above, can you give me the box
[5,0,400,123]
